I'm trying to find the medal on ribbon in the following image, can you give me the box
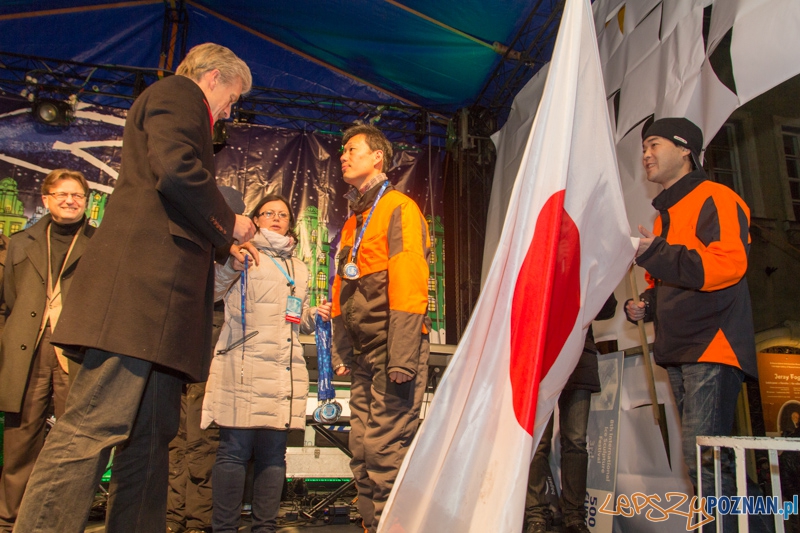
[343,261,360,280]
[343,180,389,282]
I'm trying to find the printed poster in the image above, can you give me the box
[585,350,624,533]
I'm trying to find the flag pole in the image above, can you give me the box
[627,265,671,468]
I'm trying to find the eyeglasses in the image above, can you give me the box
[257,210,289,220]
[46,192,86,201]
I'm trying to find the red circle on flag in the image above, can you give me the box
[510,190,581,435]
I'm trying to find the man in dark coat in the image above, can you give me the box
[14,43,256,533]
[0,169,94,533]
[524,295,617,533]
[165,186,245,533]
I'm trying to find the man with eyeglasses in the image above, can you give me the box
[0,169,94,533]
[15,44,257,533]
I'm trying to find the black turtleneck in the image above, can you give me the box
[49,217,84,287]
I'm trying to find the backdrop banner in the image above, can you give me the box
[0,102,447,341]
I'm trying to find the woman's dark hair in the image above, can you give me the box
[250,194,297,240]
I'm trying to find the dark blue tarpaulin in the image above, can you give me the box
[0,0,557,114]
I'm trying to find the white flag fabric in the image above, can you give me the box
[377,0,636,531]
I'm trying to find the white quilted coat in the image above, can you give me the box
[201,231,315,431]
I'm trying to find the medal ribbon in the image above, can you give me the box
[315,311,335,401]
[240,255,248,383]
[349,180,389,265]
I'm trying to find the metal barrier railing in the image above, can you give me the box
[696,435,800,533]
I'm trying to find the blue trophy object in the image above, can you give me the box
[313,312,341,424]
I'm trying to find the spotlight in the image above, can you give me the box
[32,98,74,126]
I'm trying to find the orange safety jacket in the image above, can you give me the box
[635,169,757,379]
[331,180,431,378]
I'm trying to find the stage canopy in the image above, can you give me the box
[0,0,563,136]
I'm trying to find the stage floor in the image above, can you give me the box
[84,487,361,532]
[85,521,358,532]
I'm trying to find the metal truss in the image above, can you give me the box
[159,0,189,72]
[439,1,565,336]
[0,52,164,111]
[444,110,497,341]
[473,0,565,127]
[0,52,447,144]
[237,87,447,143]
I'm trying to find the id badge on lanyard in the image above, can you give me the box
[267,254,301,323]
[285,295,302,324]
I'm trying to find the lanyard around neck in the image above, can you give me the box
[266,253,296,292]
[350,180,389,263]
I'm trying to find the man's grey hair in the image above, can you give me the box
[176,43,252,95]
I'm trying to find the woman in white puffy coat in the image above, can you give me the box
[202,194,331,533]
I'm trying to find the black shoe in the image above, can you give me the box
[526,521,550,533]
[563,523,590,533]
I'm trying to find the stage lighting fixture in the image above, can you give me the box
[32,98,74,126]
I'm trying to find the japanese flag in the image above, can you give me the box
[378,0,636,530]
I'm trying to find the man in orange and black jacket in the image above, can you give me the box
[331,124,431,533]
[625,118,757,525]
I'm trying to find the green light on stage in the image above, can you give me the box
[289,478,351,482]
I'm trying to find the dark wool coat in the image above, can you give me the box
[564,293,617,392]
[0,215,95,412]
[50,74,235,381]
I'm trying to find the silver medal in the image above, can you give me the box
[343,262,360,280]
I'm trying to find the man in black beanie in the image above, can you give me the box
[624,117,757,530]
